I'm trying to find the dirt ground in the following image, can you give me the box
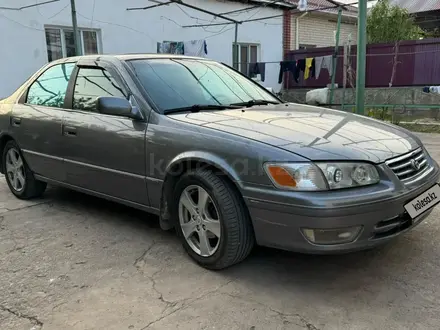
[1,133,440,330]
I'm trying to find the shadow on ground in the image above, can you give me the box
[45,185,416,294]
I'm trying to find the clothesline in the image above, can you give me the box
[234,61,282,64]
[236,49,440,65]
[157,39,208,57]
[234,48,440,65]
[244,56,333,85]
[235,47,440,87]
[337,49,440,57]
[423,86,440,94]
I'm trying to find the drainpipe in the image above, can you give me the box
[329,7,343,106]
[233,23,239,69]
[356,0,367,115]
[295,12,308,49]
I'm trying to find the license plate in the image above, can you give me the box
[404,184,440,219]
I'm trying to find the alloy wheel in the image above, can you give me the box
[178,185,221,257]
[6,148,25,192]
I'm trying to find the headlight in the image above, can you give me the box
[264,163,328,191]
[317,162,380,190]
[264,162,379,191]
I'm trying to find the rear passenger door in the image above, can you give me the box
[62,63,149,205]
[11,62,75,182]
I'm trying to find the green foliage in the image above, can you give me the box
[422,28,440,39]
[366,107,403,125]
[367,0,424,43]
[367,107,391,121]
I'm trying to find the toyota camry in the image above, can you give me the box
[0,54,438,269]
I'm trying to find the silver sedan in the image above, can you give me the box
[0,54,438,269]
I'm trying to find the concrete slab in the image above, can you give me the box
[1,133,440,330]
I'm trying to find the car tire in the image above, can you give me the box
[173,167,255,270]
[3,140,47,199]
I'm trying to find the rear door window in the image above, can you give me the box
[27,63,75,108]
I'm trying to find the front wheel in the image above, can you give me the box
[3,140,47,199]
[173,168,255,270]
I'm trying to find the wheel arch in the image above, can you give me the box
[0,134,14,173]
[159,152,245,231]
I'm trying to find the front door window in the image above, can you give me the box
[73,68,126,112]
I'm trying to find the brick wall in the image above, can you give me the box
[289,13,358,49]
[283,9,292,59]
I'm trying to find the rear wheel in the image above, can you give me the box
[173,168,254,270]
[3,140,46,199]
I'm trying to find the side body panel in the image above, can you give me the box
[62,59,150,205]
[12,104,65,181]
[62,109,148,204]
[8,60,76,181]
[144,111,302,210]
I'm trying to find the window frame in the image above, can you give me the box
[44,25,102,60]
[126,58,284,115]
[232,43,260,76]
[298,44,316,49]
[70,66,128,113]
[19,58,148,121]
[64,60,135,117]
[23,61,76,108]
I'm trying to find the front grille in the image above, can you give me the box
[385,148,431,183]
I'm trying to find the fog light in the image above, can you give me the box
[301,226,362,245]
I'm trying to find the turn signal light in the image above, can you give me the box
[266,165,297,188]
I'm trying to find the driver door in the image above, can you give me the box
[62,62,149,205]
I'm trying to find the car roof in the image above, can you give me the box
[116,54,210,61]
[50,53,212,65]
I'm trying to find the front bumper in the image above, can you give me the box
[244,163,440,254]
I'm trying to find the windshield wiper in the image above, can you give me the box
[230,99,280,108]
[164,104,240,114]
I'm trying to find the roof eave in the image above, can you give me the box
[227,0,297,9]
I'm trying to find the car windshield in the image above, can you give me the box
[128,58,280,113]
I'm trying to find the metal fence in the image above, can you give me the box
[284,38,440,89]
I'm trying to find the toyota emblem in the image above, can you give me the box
[410,159,421,171]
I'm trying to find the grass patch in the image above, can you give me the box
[398,123,440,133]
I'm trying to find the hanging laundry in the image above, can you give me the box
[310,58,316,78]
[423,86,440,94]
[315,55,333,79]
[168,41,184,55]
[176,42,185,54]
[295,59,306,83]
[158,41,184,54]
[157,41,171,54]
[184,40,207,57]
[248,62,266,82]
[304,58,313,80]
[278,61,297,84]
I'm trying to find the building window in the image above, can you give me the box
[45,27,101,62]
[232,43,260,76]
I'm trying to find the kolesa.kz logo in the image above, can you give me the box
[412,192,438,211]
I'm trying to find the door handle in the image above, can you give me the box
[11,117,21,127]
[63,125,77,136]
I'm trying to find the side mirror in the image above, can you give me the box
[96,96,142,120]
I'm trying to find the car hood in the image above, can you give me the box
[167,103,420,163]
